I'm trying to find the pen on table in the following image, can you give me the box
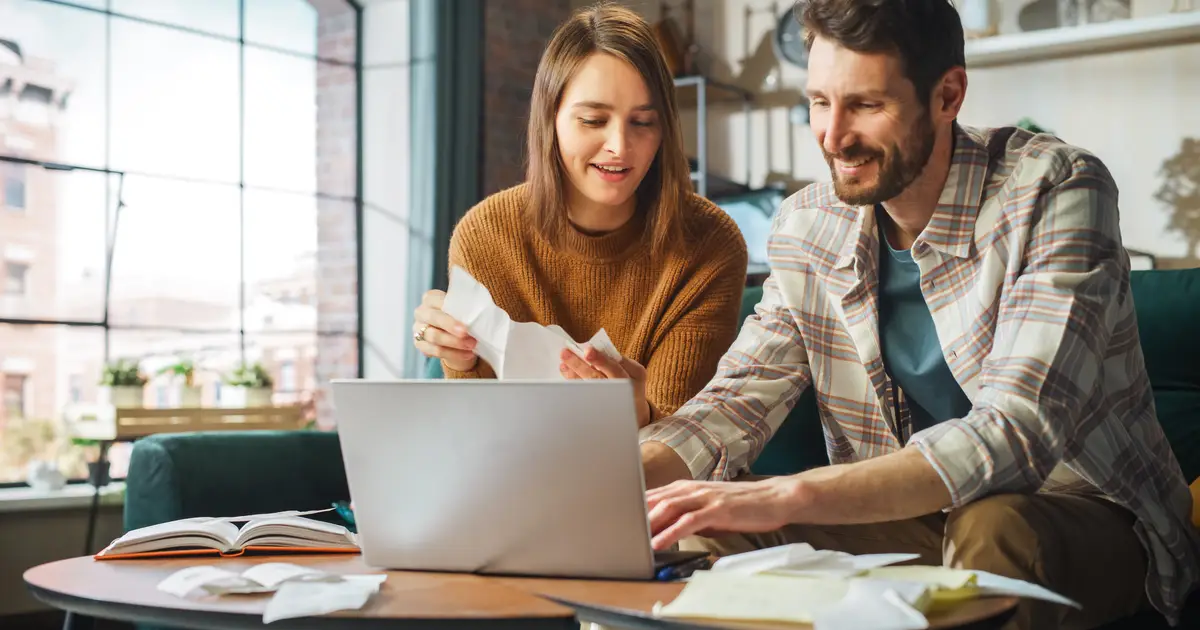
[655,556,712,582]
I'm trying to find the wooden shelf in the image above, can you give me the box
[65,403,305,441]
[965,11,1200,68]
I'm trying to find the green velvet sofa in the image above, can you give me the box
[122,268,1200,628]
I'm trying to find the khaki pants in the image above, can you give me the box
[680,492,1149,630]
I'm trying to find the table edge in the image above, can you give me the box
[24,574,578,630]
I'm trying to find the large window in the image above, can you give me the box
[0,0,362,485]
[3,373,27,419]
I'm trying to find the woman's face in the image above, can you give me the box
[554,53,662,217]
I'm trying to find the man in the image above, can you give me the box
[635,0,1200,628]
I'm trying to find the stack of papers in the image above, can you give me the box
[158,562,386,624]
[442,266,622,379]
[653,544,1079,630]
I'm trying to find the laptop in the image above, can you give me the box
[329,378,707,581]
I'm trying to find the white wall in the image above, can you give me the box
[588,0,1200,265]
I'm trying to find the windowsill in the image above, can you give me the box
[0,482,125,513]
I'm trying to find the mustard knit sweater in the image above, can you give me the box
[443,183,749,417]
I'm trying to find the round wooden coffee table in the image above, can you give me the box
[24,555,1018,630]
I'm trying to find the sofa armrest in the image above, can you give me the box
[123,430,349,532]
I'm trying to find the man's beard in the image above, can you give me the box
[824,114,935,206]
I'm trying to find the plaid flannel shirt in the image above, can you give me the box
[641,124,1200,622]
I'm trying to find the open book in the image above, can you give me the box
[95,510,360,560]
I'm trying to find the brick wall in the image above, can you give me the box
[481,0,574,196]
[312,1,358,428]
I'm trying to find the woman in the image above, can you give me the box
[412,3,748,429]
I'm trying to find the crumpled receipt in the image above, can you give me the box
[157,563,387,624]
[442,265,621,379]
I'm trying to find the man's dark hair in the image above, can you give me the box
[801,0,966,106]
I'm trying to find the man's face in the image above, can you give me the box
[805,36,935,206]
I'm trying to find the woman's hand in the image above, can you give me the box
[413,290,478,372]
[560,345,652,428]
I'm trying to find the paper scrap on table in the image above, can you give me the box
[263,575,387,624]
[710,543,921,579]
[973,570,1081,608]
[864,565,1079,608]
[158,562,350,598]
[811,578,932,630]
[157,562,387,623]
[442,265,621,379]
[157,566,247,598]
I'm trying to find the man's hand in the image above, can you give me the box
[560,345,652,428]
[646,477,800,550]
[643,448,953,551]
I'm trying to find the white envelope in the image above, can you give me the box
[441,265,621,379]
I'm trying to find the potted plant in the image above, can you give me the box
[70,437,110,487]
[222,362,274,408]
[158,358,201,407]
[98,358,147,408]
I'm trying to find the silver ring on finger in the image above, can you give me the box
[414,323,431,343]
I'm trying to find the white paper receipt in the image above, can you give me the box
[441,265,621,379]
[157,562,388,623]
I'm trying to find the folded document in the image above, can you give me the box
[442,266,621,379]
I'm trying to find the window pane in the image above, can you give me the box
[246,0,355,64]
[111,0,239,39]
[244,49,316,194]
[108,177,241,329]
[246,331,317,406]
[0,0,107,169]
[4,373,28,419]
[109,329,242,410]
[0,324,103,484]
[243,189,317,332]
[4,163,26,210]
[0,167,108,322]
[363,0,409,67]
[110,18,239,182]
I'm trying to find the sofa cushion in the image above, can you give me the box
[1130,269,1200,391]
[124,430,348,532]
[1154,390,1200,483]
[1130,268,1200,483]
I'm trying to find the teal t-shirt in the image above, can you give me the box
[877,224,973,433]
